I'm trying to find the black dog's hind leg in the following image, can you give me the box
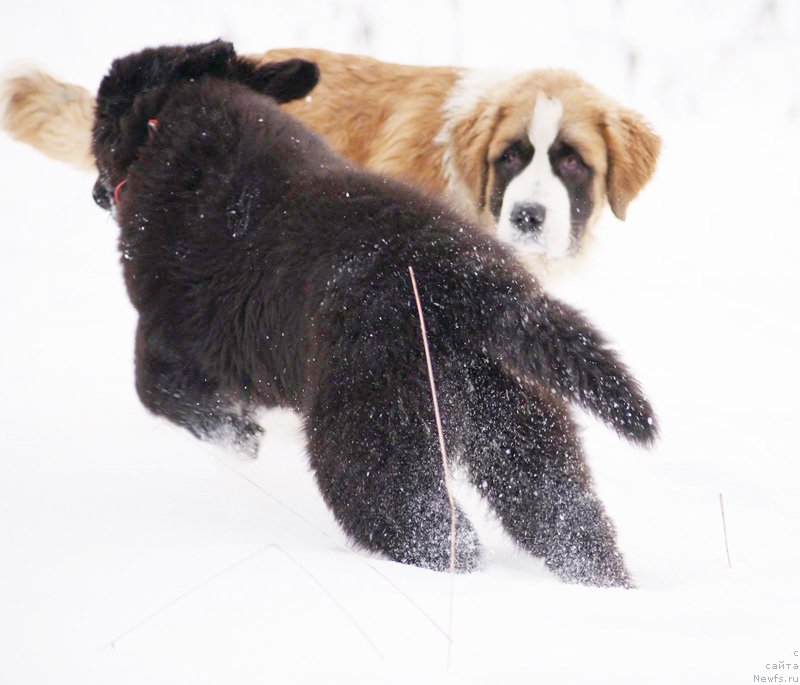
[306,371,480,572]
[134,327,263,456]
[461,362,633,588]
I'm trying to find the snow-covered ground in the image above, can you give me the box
[1,1,799,683]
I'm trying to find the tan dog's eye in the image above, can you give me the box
[560,154,579,172]
[554,150,589,181]
[497,140,533,174]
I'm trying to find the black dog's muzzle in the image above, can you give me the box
[93,119,156,212]
[93,177,112,210]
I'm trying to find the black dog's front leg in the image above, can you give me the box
[134,325,263,456]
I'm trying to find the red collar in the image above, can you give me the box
[113,178,128,205]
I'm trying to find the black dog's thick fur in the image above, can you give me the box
[92,41,657,588]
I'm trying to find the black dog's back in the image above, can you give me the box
[94,41,656,587]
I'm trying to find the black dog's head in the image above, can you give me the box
[92,40,319,210]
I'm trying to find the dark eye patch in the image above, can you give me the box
[550,143,590,184]
[489,138,534,218]
[549,142,594,246]
[496,139,534,175]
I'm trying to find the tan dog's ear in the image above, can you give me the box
[448,104,503,213]
[603,107,660,220]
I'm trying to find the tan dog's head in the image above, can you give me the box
[440,69,660,264]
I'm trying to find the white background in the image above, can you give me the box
[1,1,799,682]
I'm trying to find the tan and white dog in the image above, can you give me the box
[2,47,660,273]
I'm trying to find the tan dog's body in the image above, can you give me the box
[2,47,660,272]
[269,50,461,210]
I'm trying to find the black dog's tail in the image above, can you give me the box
[404,242,657,446]
[488,292,658,446]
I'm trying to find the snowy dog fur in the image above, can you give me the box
[92,41,657,588]
[4,48,659,275]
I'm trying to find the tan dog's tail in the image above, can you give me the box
[1,70,95,169]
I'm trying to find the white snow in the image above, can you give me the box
[1,1,799,683]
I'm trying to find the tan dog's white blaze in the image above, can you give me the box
[496,95,572,258]
[1,49,661,275]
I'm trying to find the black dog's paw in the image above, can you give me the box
[224,413,264,458]
[545,540,635,589]
[388,507,481,573]
[198,410,263,458]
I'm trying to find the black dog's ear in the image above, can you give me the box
[179,40,236,79]
[241,59,320,103]
[98,39,238,118]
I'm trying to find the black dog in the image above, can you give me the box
[92,41,657,587]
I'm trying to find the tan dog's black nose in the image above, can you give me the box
[510,202,546,234]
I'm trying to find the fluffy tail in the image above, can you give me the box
[1,70,95,169]
[490,294,659,446]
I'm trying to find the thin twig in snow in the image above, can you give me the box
[156,418,453,644]
[408,265,457,673]
[105,543,277,648]
[275,544,385,662]
[719,493,732,568]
